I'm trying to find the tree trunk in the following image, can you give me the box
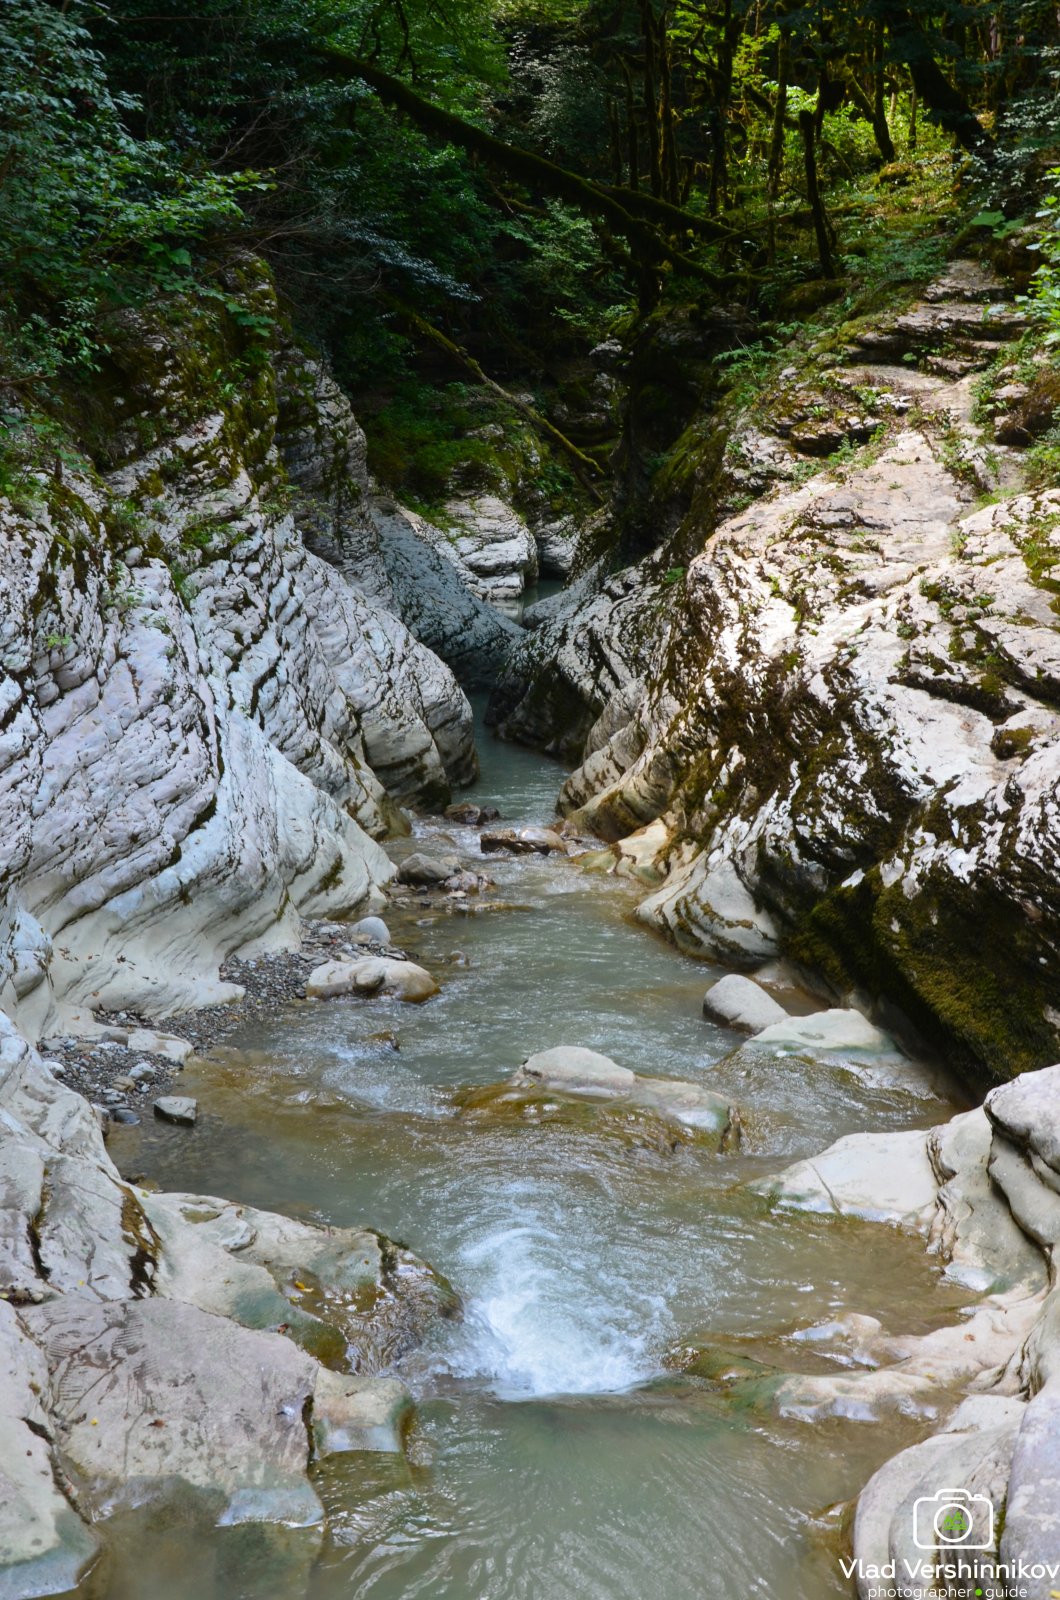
[657,8,681,204]
[621,59,641,190]
[607,97,624,187]
[887,3,992,154]
[871,21,897,161]
[708,0,735,214]
[389,298,605,495]
[767,30,788,262]
[799,106,836,278]
[640,0,664,197]
[332,54,731,283]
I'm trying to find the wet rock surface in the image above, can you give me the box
[466,1044,742,1147]
[548,263,1060,1084]
[702,974,789,1033]
[0,1010,452,1591]
[733,1065,1060,1580]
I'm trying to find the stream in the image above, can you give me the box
[104,706,975,1600]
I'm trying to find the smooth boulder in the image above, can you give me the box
[154,1096,198,1127]
[703,974,789,1033]
[517,1046,636,1097]
[349,915,391,945]
[22,1297,325,1526]
[512,1047,736,1140]
[752,1007,892,1053]
[127,1028,193,1063]
[397,852,462,886]
[751,1127,938,1228]
[306,957,438,1003]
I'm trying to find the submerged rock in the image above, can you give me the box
[153,1095,198,1127]
[737,1058,1060,1565]
[518,1046,635,1097]
[0,1301,99,1595]
[0,1011,453,1589]
[751,1008,892,1053]
[143,1192,457,1375]
[311,1368,411,1457]
[702,974,788,1033]
[445,802,501,825]
[475,1044,741,1144]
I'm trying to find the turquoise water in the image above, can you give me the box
[104,711,972,1600]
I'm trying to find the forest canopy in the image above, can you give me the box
[2,0,1060,500]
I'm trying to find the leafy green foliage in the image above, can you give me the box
[1026,169,1060,341]
[5,0,1060,518]
[0,0,266,383]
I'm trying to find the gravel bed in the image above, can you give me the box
[37,920,404,1123]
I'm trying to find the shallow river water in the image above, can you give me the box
[104,712,975,1600]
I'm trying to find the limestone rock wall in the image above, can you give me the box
[543,264,1060,1082]
[0,269,494,1036]
[276,357,522,686]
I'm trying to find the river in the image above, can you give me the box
[102,706,973,1600]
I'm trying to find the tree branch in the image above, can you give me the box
[385,297,606,499]
[320,51,729,285]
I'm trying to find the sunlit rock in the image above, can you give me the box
[305,956,438,1002]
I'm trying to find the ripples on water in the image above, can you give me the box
[104,708,973,1600]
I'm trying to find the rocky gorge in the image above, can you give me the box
[7,241,1060,1597]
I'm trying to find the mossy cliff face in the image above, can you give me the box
[551,262,1060,1086]
[0,263,482,1037]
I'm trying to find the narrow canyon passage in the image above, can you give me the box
[101,709,975,1600]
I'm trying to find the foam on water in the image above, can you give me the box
[436,1191,671,1399]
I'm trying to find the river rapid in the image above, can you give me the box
[103,707,974,1600]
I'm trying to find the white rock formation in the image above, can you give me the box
[490,560,667,760]
[744,1063,1060,1588]
[305,955,439,1002]
[512,1045,736,1136]
[540,264,1058,1079]
[0,1009,443,1591]
[702,973,789,1032]
[442,494,539,602]
[0,283,493,1038]
[752,1007,893,1052]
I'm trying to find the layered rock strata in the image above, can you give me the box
[752,1063,1060,1598]
[0,270,513,1038]
[524,262,1060,1081]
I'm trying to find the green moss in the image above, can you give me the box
[785,867,1057,1086]
[991,724,1036,759]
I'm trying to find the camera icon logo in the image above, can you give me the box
[913,1488,995,1550]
